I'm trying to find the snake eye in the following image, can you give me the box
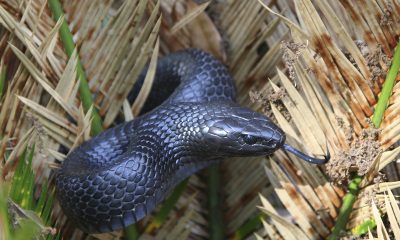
[241,134,258,145]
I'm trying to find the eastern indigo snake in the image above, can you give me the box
[56,49,329,233]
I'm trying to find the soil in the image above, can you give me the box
[326,118,382,186]
[380,3,393,26]
[281,40,307,87]
[356,42,391,84]
[249,87,290,123]
[26,113,47,155]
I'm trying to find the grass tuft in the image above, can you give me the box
[329,41,400,239]
[1,145,58,239]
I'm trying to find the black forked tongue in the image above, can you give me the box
[282,144,330,165]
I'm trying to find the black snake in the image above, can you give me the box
[56,49,329,233]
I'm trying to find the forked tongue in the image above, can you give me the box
[282,144,330,165]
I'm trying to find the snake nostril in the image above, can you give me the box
[270,142,277,148]
[272,130,285,147]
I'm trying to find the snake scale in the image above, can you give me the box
[56,49,329,233]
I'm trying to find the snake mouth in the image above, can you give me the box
[282,143,330,165]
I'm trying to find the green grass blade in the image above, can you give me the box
[208,164,224,240]
[351,218,377,236]
[145,179,189,233]
[233,214,263,240]
[7,146,57,239]
[0,186,11,240]
[10,146,35,208]
[47,0,103,136]
[35,178,49,215]
[9,148,28,202]
[19,146,35,210]
[0,64,6,99]
[124,225,139,240]
[41,190,55,225]
[371,41,400,127]
[47,232,62,240]
[328,176,362,239]
[12,219,40,240]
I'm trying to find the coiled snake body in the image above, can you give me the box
[56,49,328,233]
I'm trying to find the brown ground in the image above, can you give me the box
[358,42,391,83]
[326,118,382,186]
[249,87,289,123]
[281,40,308,86]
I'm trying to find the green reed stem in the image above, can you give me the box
[0,64,6,98]
[208,164,224,239]
[145,179,189,233]
[328,40,400,239]
[48,0,103,136]
[232,213,263,240]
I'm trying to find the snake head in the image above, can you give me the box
[198,104,285,157]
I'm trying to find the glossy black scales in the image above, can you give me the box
[56,49,328,233]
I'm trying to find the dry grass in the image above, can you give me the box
[0,0,399,239]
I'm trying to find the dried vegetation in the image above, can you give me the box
[0,0,399,239]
